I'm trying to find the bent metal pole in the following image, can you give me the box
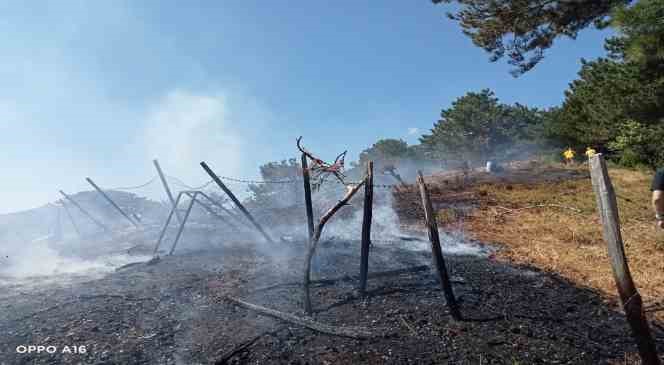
[86,177,139,227]
[200,161,274,244]
[58,190,110,232]
[153,159,182,224]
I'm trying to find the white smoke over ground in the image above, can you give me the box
[0,235,152,280]
[317,189,489,257]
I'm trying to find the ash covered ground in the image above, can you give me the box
[1,171,662,364]
[1,229,659,364]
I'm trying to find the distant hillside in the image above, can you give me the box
[0,190,166,243]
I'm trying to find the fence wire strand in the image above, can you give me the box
[105,176,158,191]
[120,173,403,195]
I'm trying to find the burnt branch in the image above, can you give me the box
[303,179,366,314]
[296,136,348,190]
[226,296,377,339]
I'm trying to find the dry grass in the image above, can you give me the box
[436,164,664,321]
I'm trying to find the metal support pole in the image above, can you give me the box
[153,192,183,255]
[200,161,274,244]
[169,192,197,255]
[153,159,182,224]
[197,191,249,228]
[50,204,62,242]
[60,201,81,238]
[193,192,239,231]
[59,190,110,232]
[86,177,139,227]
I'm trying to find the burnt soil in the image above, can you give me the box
[2,233,663,364]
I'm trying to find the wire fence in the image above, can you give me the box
[82,170,403,200]
[105,176,159,191]
[166,175,215,190]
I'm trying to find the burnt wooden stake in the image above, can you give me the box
[589,154,660,365]
[58,190,110,232]
[200,161,274,244]
[304,180,365,315]
[359,160,374,295]
[86,177,139,227]
[301,153,315,239]
[416,171,462,321]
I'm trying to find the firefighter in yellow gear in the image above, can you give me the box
[585,147,597,159]
[563,148,575,164]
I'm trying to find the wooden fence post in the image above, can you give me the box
[589,154,660,365]
[200,161,274,244]
[301,153,315,239]
[417,171,462,321]
[359,161,374,295]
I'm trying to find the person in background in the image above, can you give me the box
[563,147,575,165]
[652,169,664,229]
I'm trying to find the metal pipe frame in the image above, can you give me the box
[152,190,245,256]
[86,177,139,227]
[59,190,110,232]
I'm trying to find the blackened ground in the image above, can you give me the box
[1,236,661,364]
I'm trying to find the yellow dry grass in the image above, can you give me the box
[446,164,664,320]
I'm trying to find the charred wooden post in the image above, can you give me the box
[359,161,374,295]
[168,192,197,255]
[416,171,462,321]
[58,190,110,232]
[589,154,660,365]
[85,177,139,227]
[304,180,366,315]
[301,153,315,239]
[200,161,274,244]
[153,159,182,224]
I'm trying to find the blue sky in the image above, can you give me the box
[0,1,612,213]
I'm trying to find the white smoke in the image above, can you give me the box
[0,235,151,279]
[141,90,244,182]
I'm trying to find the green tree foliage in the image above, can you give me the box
[607,120,664,168]
[358,139,411,166]
[546,0,664,168]
[612,0,664,68]
[546,59,651,147]
[432,0,630,75]
[419,89,544,163]
[246,159,302,208]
